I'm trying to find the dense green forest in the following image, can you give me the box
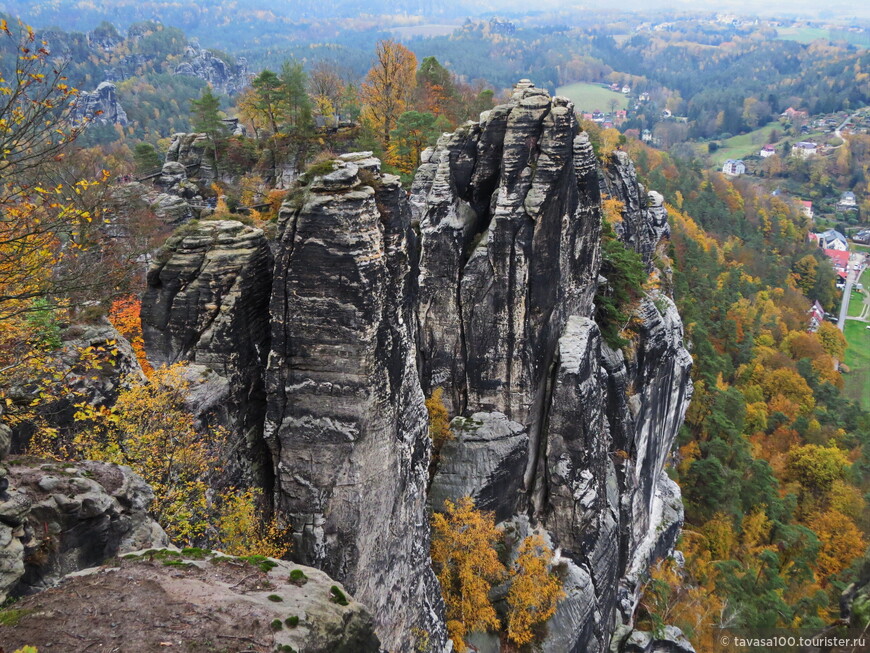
[609,133,870,647]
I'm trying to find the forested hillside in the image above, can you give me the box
[611,132,870,647]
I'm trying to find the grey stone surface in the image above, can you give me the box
[174,42,249,95]
[0,458,167,602]
[72,81,128,126]
[430,411,528,521]
[1,551,379,653]
[142,219,273,487]
[265,163,448,652]
[410,81,693,652]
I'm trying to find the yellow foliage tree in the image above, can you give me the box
[431,496,506,651]
[426,387,453,450]
[806,510,866,584]
[360,40,417,149]
[506,534,564,646]
[216,487,290,558]
[71,363,221,543]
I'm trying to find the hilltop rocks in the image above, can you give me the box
[175,42,249,95]
[142,220,273,486]
[265,162,447,651]
[0,456,166,603]
[72,81,128,126]
[0,551,379,653]
[136,80,692,652]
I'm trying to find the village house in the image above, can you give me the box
[814,228,848,251]
[837,191,858,211]
[807,300,825,332]
[800,200,813,220]
[823,248,850,279]
[760,144,776,158]
[793,141,818,158]
[782,106,809,121]
[722,159,746,176]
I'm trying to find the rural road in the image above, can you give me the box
[839,252,867,331]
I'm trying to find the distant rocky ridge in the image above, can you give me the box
[138,81,693,652]
[72,81,129,126]
[175,41,249,95]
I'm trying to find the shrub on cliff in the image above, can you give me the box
[595,218,646,349]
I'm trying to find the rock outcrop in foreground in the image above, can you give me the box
[0,456,167,603]
[0,550,379,653]
[140,81,692,652]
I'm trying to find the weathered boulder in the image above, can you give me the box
[147,192,192,223]
[0,550,379,653]
[142,219,273,487]
[166,132,213,178]
[265,161,448,651]
[430,412,528,521]
[0,457,167,602]
[617,625,696,653]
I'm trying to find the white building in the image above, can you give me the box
[760,144,776,158]
[837,191,858,211]
[793,141,818,158]
[722,159,746,176]
[816,228,848,251]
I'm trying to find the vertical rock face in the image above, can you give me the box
[412,82,692,652]
[141,220,273,486]
[140,81,692,652]
[264,163,448,651]
[72,81,128,126]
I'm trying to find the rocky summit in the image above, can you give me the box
[132,81,693,651]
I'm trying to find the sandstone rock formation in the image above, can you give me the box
[72,81,128,126]
[141,220,273,486]
[175,41,249,95]
[0,455,166,603]
[264,160,448,651]
[410,81,692,652]
[138,80,693,652]
[0,550,379,652]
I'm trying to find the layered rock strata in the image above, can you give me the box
[264,162,448,651]
[139,80,693,652]
[410,81,692,652]
[141,220,273,486]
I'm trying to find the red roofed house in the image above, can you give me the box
[808,300,825,331]
[823,248,850,276]
[800,200,813,220]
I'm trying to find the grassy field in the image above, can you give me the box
[708,122,781,167]
[555,82,628,113]
[843,320,870,410]
[848,288,868,317]
[775,26,831,43]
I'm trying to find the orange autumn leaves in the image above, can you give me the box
[431,496,564,651]
[108,295,152,375]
